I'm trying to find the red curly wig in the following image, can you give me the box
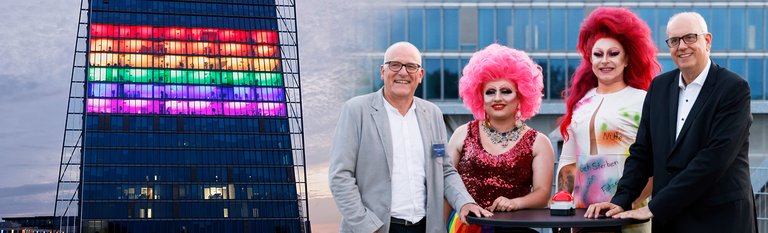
[559,7,661,140]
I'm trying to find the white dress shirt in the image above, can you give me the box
[676,61,711,139]
[383,98,426,223]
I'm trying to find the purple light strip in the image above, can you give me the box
[87,98,287,116]
[88,83,285,101]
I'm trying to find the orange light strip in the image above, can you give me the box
[90,38,278,57]
[90,52,280,72]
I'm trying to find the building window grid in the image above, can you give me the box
[440,8,446,50]
[477,7,494,49]
[544,58,553,100]
[380,6,768,100]
[537,8,550,51]
[440,58,445,100]
[81,4,302,232]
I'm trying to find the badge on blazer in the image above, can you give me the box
[432,143,445,157]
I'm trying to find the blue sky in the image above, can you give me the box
[0,1,377,232]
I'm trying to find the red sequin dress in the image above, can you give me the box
[457,120,537,208]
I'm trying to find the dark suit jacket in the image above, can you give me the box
[611,61,757,233]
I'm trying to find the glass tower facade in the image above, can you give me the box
[55,1,308,233]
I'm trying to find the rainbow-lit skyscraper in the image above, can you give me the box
[54,1,308,232]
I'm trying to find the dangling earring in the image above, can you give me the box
[484,112,491,129]
[515,110,523,128]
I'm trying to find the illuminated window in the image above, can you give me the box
[140,187,154,199]
[204,186,225,199]
[87,23,287,117]
[124,187,135,199]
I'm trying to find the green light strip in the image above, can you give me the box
[88,67,283,86]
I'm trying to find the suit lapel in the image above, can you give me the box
[414,100,433,175]
[370,90,394,176]
[668,71,680,154]
[414,100,435,196]
[671,62,719,152]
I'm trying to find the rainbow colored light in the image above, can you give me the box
[88,68,284,86]
[87,99,286,116]
[87,24,286,117]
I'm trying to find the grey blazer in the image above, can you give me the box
[329,89,475,233]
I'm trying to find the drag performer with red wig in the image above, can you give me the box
[445,44,554,233]
[556,7,660,233]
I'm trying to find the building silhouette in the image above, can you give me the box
[54,0,308,232]
[1,216,78,233]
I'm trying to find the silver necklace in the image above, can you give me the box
[482,123,525,147]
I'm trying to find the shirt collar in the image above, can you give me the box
[678,60,712,89]
[382,96,416,115]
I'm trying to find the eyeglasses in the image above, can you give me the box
[385,61,421,73]
[665,33,708,48]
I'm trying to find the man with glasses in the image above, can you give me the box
[329,42,491,233]
[586,12,757,233]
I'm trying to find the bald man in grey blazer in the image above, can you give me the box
[329,42,491,233]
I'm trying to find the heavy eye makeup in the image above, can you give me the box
[593,48,621,58]
[484,88,514,95]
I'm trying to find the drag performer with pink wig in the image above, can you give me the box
[556,7,660,233]
[445,44,554,233]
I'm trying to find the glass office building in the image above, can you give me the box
[360,1,768,231]
[54,0,308,232]
[363,2,767,102]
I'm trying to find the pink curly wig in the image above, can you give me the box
[559,7,661,140]
[459,44,544,121]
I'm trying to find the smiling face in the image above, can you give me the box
[591,37,628,87]
[667,14,711,78]
[380,43,424,102]
[483,79,520,121]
